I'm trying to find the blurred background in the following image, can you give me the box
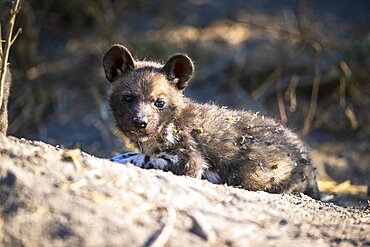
[1,0,369,206]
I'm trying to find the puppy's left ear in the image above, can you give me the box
[161,54,194,90]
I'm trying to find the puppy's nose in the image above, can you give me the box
[132,117,148,129]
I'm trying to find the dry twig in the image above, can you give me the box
[251,67,282,100]
[0,0,22,109]
[276,79,287,124]
[302,65,321,136]
[146,207,177,247]
[284,74,300,112]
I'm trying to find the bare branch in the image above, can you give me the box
[10,27,22,46]
[0,0,22,110]
[0,24,3,57]
[302,66,321,136]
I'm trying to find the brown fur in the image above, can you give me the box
[104,44,320,199]
[0,57,11,134]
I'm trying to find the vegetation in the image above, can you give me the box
[1,0,369,206]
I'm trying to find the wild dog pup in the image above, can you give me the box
[104,44,320,199]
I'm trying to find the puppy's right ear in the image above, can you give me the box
[103,44,135,82]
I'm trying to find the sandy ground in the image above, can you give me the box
[1,134,369,246]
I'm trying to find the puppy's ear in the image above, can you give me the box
[103,44,135,82]
[161,54,194,90]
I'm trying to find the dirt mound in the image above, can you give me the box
[1,134,369,246]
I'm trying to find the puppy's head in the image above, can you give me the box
[103,44,194,142]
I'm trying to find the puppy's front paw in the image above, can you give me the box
[110,152,145,167]
[110,152,139,164]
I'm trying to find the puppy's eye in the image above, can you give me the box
[154,100,166,109]
[122,95,135,103]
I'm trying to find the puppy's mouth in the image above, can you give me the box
[129,129,148,137]
[121,126,165,142]
[118,121,167,142]
[122,128,152,141]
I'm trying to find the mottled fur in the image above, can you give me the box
[104,44,320,199]
[0,57,11,134]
